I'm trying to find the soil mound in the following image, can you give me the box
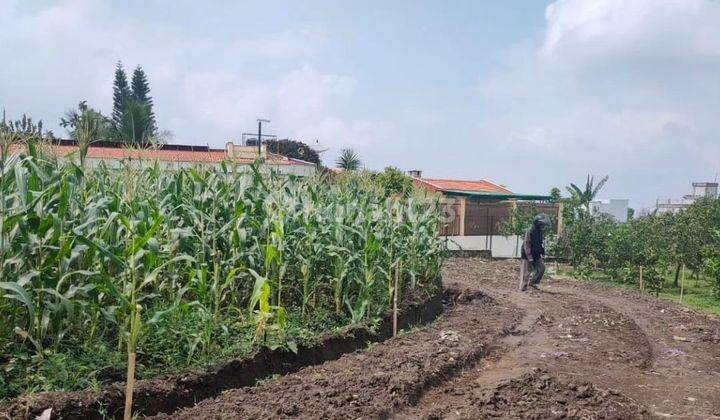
[465,369,654,420]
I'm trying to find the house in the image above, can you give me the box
[410,171,559,258]
[656,182,718,214]
[13,139,317,176]
[590,199,629,222]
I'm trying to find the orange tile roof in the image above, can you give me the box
[52,144,232,163]
[12,143,312,166]
[414,177,512,194]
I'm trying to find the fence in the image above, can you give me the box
[440,198,559,237]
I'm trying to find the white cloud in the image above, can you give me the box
[541,0,720,67]
[474,0,720,209]
[0,0,383,165]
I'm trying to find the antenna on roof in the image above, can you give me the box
[310,138,329,154]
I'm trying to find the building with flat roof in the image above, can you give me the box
[656,182,718,214]
[591,199,629,222]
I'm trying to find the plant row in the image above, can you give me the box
[554,198,720,295]
[0,144,444,397]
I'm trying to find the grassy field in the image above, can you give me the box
[557,266,720,316]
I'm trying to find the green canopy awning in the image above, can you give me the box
[442,189,551,201]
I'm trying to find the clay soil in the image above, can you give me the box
[144,258,720,419]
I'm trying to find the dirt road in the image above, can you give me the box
[151,258,720,419]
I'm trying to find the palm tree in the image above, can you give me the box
[61,101,111,166]
[336,148,361,171]
[566,174,609,215]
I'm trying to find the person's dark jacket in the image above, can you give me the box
[521,221,545,261]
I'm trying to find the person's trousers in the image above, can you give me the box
[519,257,545,290]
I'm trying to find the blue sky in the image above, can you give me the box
[2,0,720,210]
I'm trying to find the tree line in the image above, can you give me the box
[61,62,159,145]
[553,177,720,296]
[496,174,720,297]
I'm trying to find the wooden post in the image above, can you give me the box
[680,263,686,303]
[124,352,136,420]
[124,305,141,420]
[518,259,526,291]
[511,200,519,257]
[458,197,466,236]
[639,266,644,292]
[556,202,565,235]
[392,263,399,337]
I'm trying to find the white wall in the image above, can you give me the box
[590,199,629,222]
[80,157,316,176]
[444,235,523,258]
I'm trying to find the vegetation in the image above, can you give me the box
[263,139,321,165]
[561,267,720,316]
[1,112,49,145]
[565,175,608,216]
[60,101,113,166]
[58,62,160,147]
[557,175,720,301]
[0,138,444,399]
[499,203,558,258]
[111,62,157,144]
[60,101,113,142]
[336,148,361,171]
[130,65,155,131]
[373,166,413,198]
[549,187,561,202]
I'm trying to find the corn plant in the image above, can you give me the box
[0,144,445,398]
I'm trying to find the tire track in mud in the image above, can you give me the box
[394,281,657,419]
[402,259,720,420]
[550,281,720,418]
[393,302,544,419]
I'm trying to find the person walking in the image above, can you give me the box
[519,213,551,291]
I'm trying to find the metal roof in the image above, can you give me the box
[442,189,552,201]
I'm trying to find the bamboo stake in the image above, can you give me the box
[680,263,686,303]
[124,352,136,420]
[639,266,644,292]
[392,263,400,337]
[124,305,141,420]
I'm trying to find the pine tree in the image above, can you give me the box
[131,66,152,105]
[112,61,131,131]
[131,66,156,136]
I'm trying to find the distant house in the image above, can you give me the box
[656,182,718,215]
[410,170,559,258]
[590,199,629,222]
[13,139,317,176]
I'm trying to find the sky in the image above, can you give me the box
[2,0,720,210]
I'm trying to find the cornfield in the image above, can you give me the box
[0,142,445,397]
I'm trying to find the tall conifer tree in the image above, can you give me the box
[131,66,156,135]
[111,61,131,131]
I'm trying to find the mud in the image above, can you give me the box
[150,282,523,419]
[461,369,653,420]
[398,259,720,419]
